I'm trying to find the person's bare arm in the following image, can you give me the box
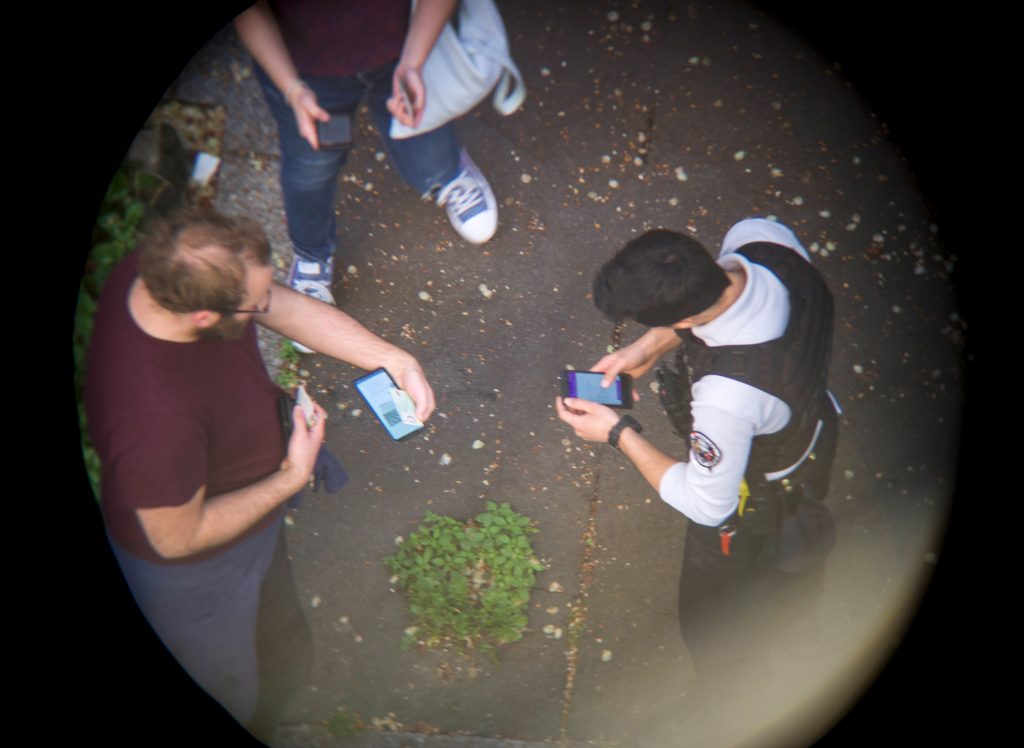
[388,0,458,127]
[555,396,678,493]
[234,0,329,147]
[590,326,681,389]
[137,403,325,559]
[260,284,436,421]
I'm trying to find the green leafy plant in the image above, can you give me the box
[386,501,544,654]
[324,706,365,737]
[75,163,168,500]
[274,338,302,390]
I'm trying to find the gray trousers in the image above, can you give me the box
[108,516,312,738]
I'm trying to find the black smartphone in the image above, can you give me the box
[561,370,633,409]
[353,368,425,441]
[317,111,352,150]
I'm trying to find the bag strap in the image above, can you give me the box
[492,63,526,114]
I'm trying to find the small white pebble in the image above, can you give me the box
[479,283,494,299]
[844,470,855,480]
[375,151,386,161]
[346,264,358,275]
[688,56,700,64]
[734,150,746,161]
[472,440,485,449]
[350,408,362,418]
[607,11,619,21]
[609,179,619,188]
[770,167,784,177]
[311,596,321,608]
[633,156,643,166]
[791,196,804,206]
[540,67,551,76]
[439,453,453,466]
[872,233,885,244]
[418,291,433,301]
[819,210,831,218]
[601,650,613,662]
[395,536,404,545]
[284,515,295,526]
[674,166,688,181]
[668,197,679,206]
[549,581,564,593]
[853,364,864,374]
[521,173,533,184]
[892,305,901,314]
[601,154,611,164]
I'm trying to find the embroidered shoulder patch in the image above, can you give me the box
[689,431,722,469]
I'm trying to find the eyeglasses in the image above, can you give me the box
[223,288,272,315]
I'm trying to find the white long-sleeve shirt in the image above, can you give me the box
[658,219,817,526]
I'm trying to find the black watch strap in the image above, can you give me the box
[608,415,642,449]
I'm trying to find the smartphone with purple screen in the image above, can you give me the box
[560,370,633,409]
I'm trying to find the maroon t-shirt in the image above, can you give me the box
[271,0,410,78]
[84,253,288,564]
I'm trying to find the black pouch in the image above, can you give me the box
[278,393,295,442]
[757,482,837,574]
[655,361,692,439]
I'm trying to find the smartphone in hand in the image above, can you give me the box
[354,368,425,441]
[561,370,634,409]
[316,111,352,150]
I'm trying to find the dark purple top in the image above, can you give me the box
[84,253,287,564]
[271,0,410,77]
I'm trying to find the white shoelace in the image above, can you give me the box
[438,172,484,216]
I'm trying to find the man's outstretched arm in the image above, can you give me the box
[260,283,436,421]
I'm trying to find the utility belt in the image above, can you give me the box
[656,358,836,574]
[718,472,835,574]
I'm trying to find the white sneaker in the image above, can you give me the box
[437,150,497,244]
[287,254,336,353]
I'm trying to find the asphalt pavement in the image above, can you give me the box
[90,1,965,746]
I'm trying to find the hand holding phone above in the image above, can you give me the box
[354,368,426,442]
[560,370,634,409]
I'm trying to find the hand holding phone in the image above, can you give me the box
[561,370,634,409]
[316,111,352,150]
[389,67,423,128]
[354,368,425,441]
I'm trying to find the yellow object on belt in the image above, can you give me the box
[738,478,750,516]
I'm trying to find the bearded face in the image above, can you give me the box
[197,313,251,341]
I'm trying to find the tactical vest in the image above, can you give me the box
[677,242,834,485]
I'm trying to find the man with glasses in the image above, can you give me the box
[84,208,435,742]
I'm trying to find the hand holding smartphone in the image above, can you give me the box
[561,370,634,409]
[316,111,352,150]
[354,368,425,441]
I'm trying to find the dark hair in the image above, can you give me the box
[592,229,729,326]
[136,208,271,313]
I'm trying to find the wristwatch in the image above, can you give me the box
[608,415,642,449]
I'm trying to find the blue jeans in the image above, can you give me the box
[256,61,462,264]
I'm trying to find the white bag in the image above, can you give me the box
[389,0,526,139]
